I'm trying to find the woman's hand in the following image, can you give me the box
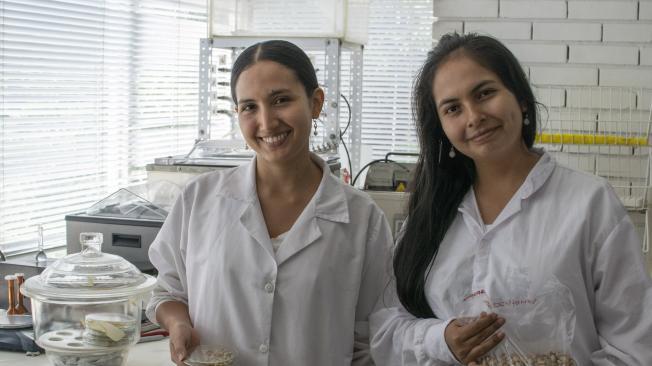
[155,301,198,366]
[444,312,505,365]
[168,322,200,366]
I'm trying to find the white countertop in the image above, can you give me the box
[0,339,175,366]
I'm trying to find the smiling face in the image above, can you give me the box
[235,60,324,167]
[433,52,527,165]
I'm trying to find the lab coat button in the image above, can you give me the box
[264,282,274,293]
[259,343,269,353]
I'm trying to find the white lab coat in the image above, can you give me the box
[147,154,393,366]
[370,151,652,366]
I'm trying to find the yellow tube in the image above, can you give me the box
[535,133,649,146]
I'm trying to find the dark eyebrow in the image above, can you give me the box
[237,88,292,106]
[436,80,497,109]
[269,88,291,97]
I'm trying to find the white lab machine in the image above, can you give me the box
[362,159,416,237]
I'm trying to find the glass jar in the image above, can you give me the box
[21,232,156,366]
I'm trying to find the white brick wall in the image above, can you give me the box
[500,1,566,19]
[569,44,639,65]
[640,2,652,21]
[434,0,498,18]
[530,66,599,85]
[603,23,652,42]
[533,86,566,107]
[533,22,602,41]
[600,67,652,88]
[505,42,567,63]
[596,155,647,179]
[567,1,638,20]
[464,21,531,40]
[642,47,652,66]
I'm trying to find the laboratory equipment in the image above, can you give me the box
[14,273,28,315]
[362,160,413,237]
[0,260,43,313]
[147,139,343,195]
[363,161,416,191]
[360,153,416,237]
[4,275,17,315]
[65,188,167,271]
[35,225,48,266]
[366,190,409,237]
[0,275,33,351]
[21,232,156,366]
[0,313,32,329]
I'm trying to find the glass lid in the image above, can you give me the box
[22,233,156,301]
[86,188,167,221]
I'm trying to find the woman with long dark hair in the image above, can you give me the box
[370,33,652,365]
[147,40,392,365]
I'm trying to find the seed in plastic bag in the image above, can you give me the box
[479,352,576,366]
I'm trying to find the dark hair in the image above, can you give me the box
[230,40,319,104]
[394,33,538,318]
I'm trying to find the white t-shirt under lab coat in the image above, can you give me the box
[370,151,652,365]
[146,154,393,366]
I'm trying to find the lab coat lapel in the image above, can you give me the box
[240,201,275,258]
[459,150,556,232]
[491,151,555,228]
[220,156,275,258]
[458,190,485,238]
[275,156,350,266]
[275,209,322,266]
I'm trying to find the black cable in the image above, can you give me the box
[314,92,353,184]
[383,152,416,172]
[351,158,412,188]
[340,138,352,183]
[340,94,352,137]
[339,93,353,184]
[385,152,419,161]
[352,159,388,187]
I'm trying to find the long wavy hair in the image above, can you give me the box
[394,33,538,318]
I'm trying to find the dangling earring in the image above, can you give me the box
[449,146,456,159]
[313,119,318,136]
[523,112,530,126]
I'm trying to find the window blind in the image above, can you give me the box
[360,0,433,160]
[0,0,206,254]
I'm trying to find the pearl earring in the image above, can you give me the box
[523,113,530,126]
[449,146,456,159]
[313,119,318,136]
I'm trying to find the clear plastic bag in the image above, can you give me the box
[457,277,576,366]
